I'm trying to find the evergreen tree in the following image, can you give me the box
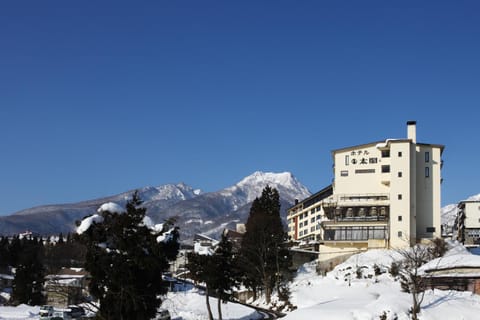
[0,236,10,269]
[238,185,291,304]
[11,237,46,306]
[44,233,86,273]
[79,192,179,320]
[211,233,238,320]
[8,236,22,267]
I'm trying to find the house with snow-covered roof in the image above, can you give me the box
[45,268,90,307]
[287,121,444,270]
[193,234,218,255]
[419,248,480,294]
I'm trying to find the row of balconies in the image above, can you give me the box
[324,205,389,222]
[323,193,390,206]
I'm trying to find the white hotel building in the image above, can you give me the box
[287,121,444,262]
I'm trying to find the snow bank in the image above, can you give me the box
[328,249,403,281]
[0,304,39,319]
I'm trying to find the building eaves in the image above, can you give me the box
[331,141,386,154]
[331,139,412,154]
[416,142,445,152]
[332,139,444,154]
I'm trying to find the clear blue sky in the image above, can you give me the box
[1,1,479,214]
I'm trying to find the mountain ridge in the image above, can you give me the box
[0,171,312,241]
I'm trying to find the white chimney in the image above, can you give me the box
[407,120,416,143]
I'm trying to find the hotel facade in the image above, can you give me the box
[287,121,444,263]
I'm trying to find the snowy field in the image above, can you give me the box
[283,245,480,320]
[2,243,480,319]
[161,285,263,320]
[0,286,262,320]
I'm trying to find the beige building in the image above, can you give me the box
[287,121,444,266]
[456,200,480,245]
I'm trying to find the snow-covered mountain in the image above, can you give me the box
[146,171,311,241]
[0,172,311,242]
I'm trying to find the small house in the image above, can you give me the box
[419,250,480,294]
[45,268,90,307]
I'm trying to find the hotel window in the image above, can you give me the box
[425,151,430,162]
[425,167,430,178]
[345,155,349,166]
[398,171,402,178]
[381,165,390,173]
[341,170,349,177]
[381,150,390,158]
[299,222,303,228]
[398,194,403,200]
[398,231,403,238]
[299,231,303,237]
[311,226,315,232]
[355,169,375,174]
[398,215,402,222]
[398,151,402,157]
[311,217,315,223]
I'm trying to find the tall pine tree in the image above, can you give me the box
[212,233,238,320]
[11,236,46,306]
[239,185,291,304]
[79,192,179,320]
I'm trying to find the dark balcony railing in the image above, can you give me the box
[324,205,389,222]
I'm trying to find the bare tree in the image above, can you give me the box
[396,238,447,320]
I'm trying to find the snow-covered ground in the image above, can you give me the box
[161,284,262,320]
[2,243,480,319]
[0,305,39,319]
[284,245,480,320]
[0,286,262,320]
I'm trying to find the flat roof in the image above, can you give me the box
[332,139,444,154]
[289,184,333,211]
